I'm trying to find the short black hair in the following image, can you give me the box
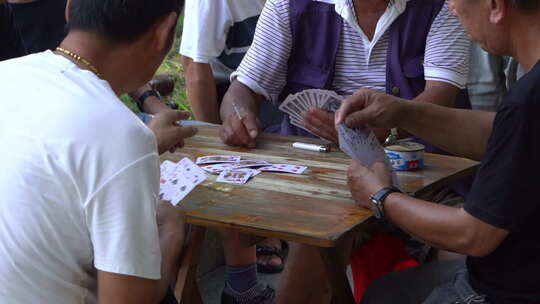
[511,0,540,10]
[66,0,184,44]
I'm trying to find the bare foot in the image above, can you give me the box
[257,238,284,268]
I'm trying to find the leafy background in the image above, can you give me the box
[120,16,189,113]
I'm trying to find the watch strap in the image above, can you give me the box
[137,89,161,112]
[370,186,401,221]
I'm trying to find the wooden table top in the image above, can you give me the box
[161,125,478,247]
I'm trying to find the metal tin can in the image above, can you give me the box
[384,142,425,171]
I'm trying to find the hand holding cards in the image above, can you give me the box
[337,124,400,187]
[279,89,344,135]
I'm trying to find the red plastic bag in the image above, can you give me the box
[350,233,419,303]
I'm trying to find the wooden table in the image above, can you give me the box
[163,125,478,304]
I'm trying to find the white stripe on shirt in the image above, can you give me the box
[233,0,470,103]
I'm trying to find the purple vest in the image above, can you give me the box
[274,0,472,155]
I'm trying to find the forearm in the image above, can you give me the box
[384,193,474,255]
[398,101,494,160]
[396,82,460,139]
[156,227,183,300]
[129,83,171,115]
[220,80,263,121]
[183,58,220,123]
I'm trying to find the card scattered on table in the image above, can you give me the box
[201,163,235,174]
[160,158,207,205]
[216,170,254,184]
[232,160,271,169]
[194,155,308,185]
[279,89,345,135]
[259,164,307,174]
[196,155,241,165]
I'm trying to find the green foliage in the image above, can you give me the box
[120,94,140,113]
[120,15,190,113]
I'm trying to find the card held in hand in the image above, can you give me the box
[279,89,345,137]
[337,124,400,187]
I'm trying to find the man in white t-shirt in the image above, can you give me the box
[0,0,196,303]
[180,0,282,128]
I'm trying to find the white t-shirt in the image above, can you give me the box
[180,0,266,83]
[0,51,162,304]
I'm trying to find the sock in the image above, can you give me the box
[225,264,258,294]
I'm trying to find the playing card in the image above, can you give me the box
[307,90,320,108]
[216,170,253,184]
[161,176,191,205]
[259,164,308,174]
[337,124,399,187]
[297,94,313,111]
[289,114,310,130]
[178,158,207,185]
[196,155,241,165]
[232,160,271,169]
[200,163,235,174]
[159,158,207,205]
[280,89,344,137]
[160,160,176,177]
[321,94,343,112]
[233,168,262,177]
[337,124,385,165]
[280,100,305,121]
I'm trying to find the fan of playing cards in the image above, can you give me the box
[159,156,308,206]
[337,124,400,188]
[279,89,344,135]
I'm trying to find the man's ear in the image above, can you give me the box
[489,0,507,23]
[65,0,72,22]
[154,12,178,54]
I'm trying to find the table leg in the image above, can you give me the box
[320,247,356,304]
[175,226,207,304]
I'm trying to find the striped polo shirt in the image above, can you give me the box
[232,0,470,103]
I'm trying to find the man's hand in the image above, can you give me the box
[335,89,407,130]
[220,103,261,148]
[302,107,338,143]
[148,110,198,154]
[347,161,392,209]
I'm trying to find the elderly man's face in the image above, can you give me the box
[450,0,509,56]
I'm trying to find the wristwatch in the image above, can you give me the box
[369,186,401,221]
[137,89,161,112]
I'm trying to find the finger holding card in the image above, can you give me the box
[337,124,400,188]
[302,107,339,143]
